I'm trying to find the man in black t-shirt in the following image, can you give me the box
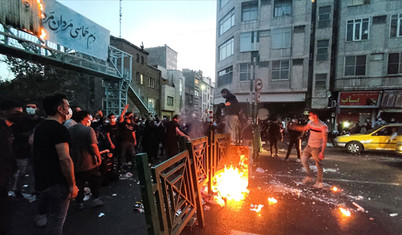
[33,93,78,234]
[163,115,190,158]
[117,106,137,171]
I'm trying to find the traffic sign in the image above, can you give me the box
[255,79,263,91]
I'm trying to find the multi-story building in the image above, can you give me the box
[146,45,178,70]
[200,76,215,121]
[334,0,402,125]
[110,36,162,117]
[215,0,313,119]
[183,69,203,117]
[158,65,185,119]
[215,0,402,127]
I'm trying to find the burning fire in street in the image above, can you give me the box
[268,197,278,205]
[211,154,249,208]
[339,207,351,217]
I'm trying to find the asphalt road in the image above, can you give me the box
[5,145,402,235]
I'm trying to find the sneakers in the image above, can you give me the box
[313,182,324,189]
[91,198,104,207]
[295,158,301,163]
[302,177,313,184]
[34,214,47,227]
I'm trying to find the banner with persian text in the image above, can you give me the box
[41,0,110,60]
[339,91,380,108]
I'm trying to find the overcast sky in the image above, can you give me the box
[60,0,217,79]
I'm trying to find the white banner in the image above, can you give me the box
[41,0,110,60]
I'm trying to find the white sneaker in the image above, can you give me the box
[295,158,301,163]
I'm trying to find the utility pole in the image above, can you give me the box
[119,0,122,38]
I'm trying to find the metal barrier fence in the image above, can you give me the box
[136,132,231,235]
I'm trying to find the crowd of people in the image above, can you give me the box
[0,93,206,235]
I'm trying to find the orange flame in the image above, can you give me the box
[339,207,351,217]
[268,197,278,205]
[39,28,46,40]
[36,0,44,11]
[211,155,249,207]
[331,186,339,192]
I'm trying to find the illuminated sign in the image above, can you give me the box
[339,91,380,107]
[41,0,110,60]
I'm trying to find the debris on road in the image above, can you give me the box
[134,201,144,213]
[255,167,265,174]
[390,213,398,217]
[352,202,365,212]
[98,213,105,218]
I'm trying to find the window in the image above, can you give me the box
[272,28,291,49]
[274,0,292,17]
[148,77,155,88]
[240,31,258,52]
[390,14,402,37]
[136,54,140,63]
[148,98,155,111]
[219,0,230,9]
[167,96,174,106]
[373,15,386,24]
[346,18,369,41]
[219,8,235,35]
[388,53,402,74]
[318,6,331,28]
[141,56,144,64]
[218,66,233,87]
[239,63,255,81]
[294,25,305,33]
[345,55,366,76]
[347,0,370,7]
[317,40,329,61]
[242,2,258,22]
[315,74,327,89]
[219,38,234,61]
[272,60,289,80]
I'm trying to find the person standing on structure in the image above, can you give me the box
[291,111,328,188]
[220,88,241,144]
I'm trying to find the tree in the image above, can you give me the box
[0,56,90,110]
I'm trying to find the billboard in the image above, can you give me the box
[41,0,110,60]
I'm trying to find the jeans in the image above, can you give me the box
[301,145,323,183]
[37,184,70,235]
[285,138,301,159]
[118,141,136,167]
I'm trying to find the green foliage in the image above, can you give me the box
[0,56,85,105]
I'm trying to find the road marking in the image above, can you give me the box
[267,174,401,186]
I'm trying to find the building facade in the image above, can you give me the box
[146,45,178,70]
[215,0,402,128]
[215,0,313,119]
[110,36,162,117]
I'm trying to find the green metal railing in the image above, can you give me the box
[136,132,231,235]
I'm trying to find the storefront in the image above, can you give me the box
[378,90,402,123]
[336,91,381,130]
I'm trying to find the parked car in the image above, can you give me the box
[334,123,402,154]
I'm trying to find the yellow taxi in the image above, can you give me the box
[334,124,402,154]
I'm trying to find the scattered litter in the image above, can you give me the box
[255,167,265,173]
[352,202,365,212]
[98,213,105,217]
[390,213,398,217]
[22,193,37,203]
[119,172,134,180]
[204,205,210,211]
[112,194,117,197]
[134,201,144,213]
[23,185,28,188]
[323,168,338,173]
[370,218,374,221]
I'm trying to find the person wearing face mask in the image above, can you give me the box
[68,110,103,210]
[32,92,78,234]
[63,106,80,129]
[117,104,137,172]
